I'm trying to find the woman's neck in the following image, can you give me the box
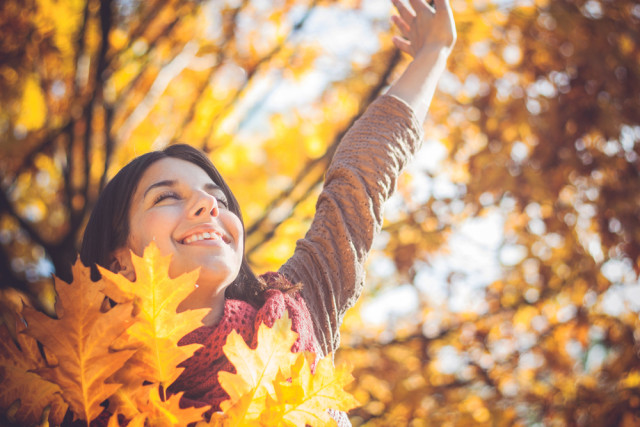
[176,285,227,327]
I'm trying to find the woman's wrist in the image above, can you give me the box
[413,44,452,67]
[386,48,450,123]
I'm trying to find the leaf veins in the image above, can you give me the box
[21,259,136,423]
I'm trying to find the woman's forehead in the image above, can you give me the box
[137,158,217,194]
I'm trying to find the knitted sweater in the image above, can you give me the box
[281,94,422,356]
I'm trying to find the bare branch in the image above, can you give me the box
[171,0,250,143]
[201,0,321,152]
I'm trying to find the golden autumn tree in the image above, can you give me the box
[335,0,640,425]
[1,0,639,426]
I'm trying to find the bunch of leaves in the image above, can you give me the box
[0,242,208,425]
[205,313,358,427]
[0,242,359,426]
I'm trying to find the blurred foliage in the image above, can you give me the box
[0,0,639,425]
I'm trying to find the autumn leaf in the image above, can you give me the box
[107,411,122,427]
[114,386,209,427]
[0,321,68,425]
[217,312,299,421]
[203,393,258,427]
[21,259,137,423]
[205,313,358,426]
[98,242,208,390]
[0,287,30,341]
[104,373,151,420]
[260,353,359,426]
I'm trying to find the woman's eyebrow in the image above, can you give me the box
[143,180,176,198]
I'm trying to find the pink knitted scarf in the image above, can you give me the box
[167,272,319,414]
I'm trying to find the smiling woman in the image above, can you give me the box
[80,146,262,304]
[112,157,245,324]
[78,0,456,424]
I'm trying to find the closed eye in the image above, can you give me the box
[215,195,229,209]
[153,191,180,205]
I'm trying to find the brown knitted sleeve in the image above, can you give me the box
[279,94,423,356]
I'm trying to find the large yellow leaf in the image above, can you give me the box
[260,353,359,426]
[21,259,137,423]
[0,321,68,425]
[217,313,299,420]
[98,242,208,389]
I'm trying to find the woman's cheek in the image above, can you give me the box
[130,210,174,255]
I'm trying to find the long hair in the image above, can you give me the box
[80,144,263,304]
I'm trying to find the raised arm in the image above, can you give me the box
[388,0,456,122]
[280,0,456,356]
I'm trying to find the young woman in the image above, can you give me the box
[80,0,456,422]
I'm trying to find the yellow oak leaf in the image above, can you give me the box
[98,242,208,390]
[201,392,259,427]
[124,386,209,427]
[217,313,299,421]
[21,259,137,423]
[0,321,68,425]
[260,352,359,426]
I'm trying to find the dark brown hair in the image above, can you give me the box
[80,144,263,303]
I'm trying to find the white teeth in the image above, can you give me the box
[182,231,223,244]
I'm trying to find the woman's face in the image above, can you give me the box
[123,157,243,296]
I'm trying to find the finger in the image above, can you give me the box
[391,0,416,24]
[391,15,411,39]
[392,36,413,56]
[409,0,435,15]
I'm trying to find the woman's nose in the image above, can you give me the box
[190,191,219,218]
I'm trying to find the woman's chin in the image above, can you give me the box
[168,257,239,285]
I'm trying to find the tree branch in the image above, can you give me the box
[201,0,321,153]
[171,0,250,144]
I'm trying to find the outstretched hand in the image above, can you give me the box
[391,0,456,58]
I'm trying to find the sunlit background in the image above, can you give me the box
[1,0,639,424]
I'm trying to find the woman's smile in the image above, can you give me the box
[178,226,230,245]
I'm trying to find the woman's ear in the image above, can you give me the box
[110,247,136,281]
